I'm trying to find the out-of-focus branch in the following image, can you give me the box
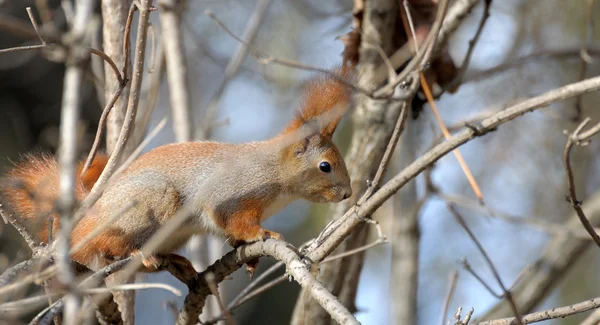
[198,0,271,140]
[56,1,96,324]
[574,0,596,122]
[390,105,420,325]
[292,0,417,321]
[302,75,600,284]
[101,0,132,153]
[84,0,153,209]
[447,204,523,325]
[479,191,600,320]
[159,0,193,142]
[563,117,600,247]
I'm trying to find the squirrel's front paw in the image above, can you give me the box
[260,229,284,242]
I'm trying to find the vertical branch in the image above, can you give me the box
[291,0,411,323]
[193,1,271,320]
[57,1,97,324]
[159,0,193,142]
[574,0,596,122]
[85,0,153,205]
[102,0,133,153]
[390,116,421,325]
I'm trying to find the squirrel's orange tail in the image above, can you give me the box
[1,153,109,243]
[282,63,356,139]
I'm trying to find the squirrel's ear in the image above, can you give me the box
[291,137,309,156]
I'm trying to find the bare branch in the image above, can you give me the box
[198,0,271,139]
[84,0,153,209]
[177,240,359,325]
[159,0,194,142]
[447,203,522,325]
[563,118,600,247]
[477,297,600,325]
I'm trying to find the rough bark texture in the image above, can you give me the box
[291,0,406,323]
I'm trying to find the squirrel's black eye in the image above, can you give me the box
[319,161,331,173]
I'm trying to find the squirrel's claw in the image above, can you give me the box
[245,258,260,279]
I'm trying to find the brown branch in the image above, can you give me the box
[400,0,484,202]
[563,117,600,247]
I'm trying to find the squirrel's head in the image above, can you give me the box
[282,133,352,203]
[279,65,355,203]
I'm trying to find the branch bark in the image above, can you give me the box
[159,0,193,142]
[177,240,360,325]
[291,1,410,323]
[390,117,420,325]
[477,296,600,325]
[102,0,132,153]
[57,1,96,324]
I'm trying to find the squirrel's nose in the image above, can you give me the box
[342,189,352,200]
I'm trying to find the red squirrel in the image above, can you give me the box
[1,64,354,273]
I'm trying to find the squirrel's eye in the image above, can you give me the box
[319,161,331,173]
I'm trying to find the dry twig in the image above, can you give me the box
[563,117,600,247]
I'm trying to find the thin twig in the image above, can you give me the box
[84,0,153,209]
[204,9,413,102]
[205,273,235,325]
[563,117,600,247]
[441,270,459,325]
[446,0,493,94]
[400,1,484,202]
[447,204,523,325]
[80,84,126,176]
[357,100,411,205]
[199,0,271,139]
[574,0,596,122]
[476,297,600,325]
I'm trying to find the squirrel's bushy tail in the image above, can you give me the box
[1,153,109,243]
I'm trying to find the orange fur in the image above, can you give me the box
[1,153,109,244]
[2,56,355,279]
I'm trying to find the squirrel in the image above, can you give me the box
[0,63,355,274]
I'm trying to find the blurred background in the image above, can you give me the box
[1,0,600,324]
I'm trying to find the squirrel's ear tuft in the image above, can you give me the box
[282,65,354,138]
